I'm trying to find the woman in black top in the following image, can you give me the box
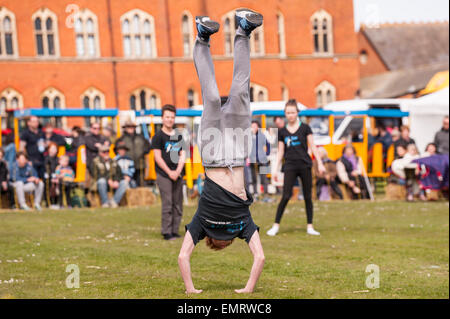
[267,99,326,236]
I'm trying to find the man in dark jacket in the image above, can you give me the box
[114,120,151,186]
[84,123,109,173]
[434,116,449,155]
[90,145,126,208]
[19,116,45,179]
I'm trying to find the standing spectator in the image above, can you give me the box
[273,116,285,130]
[115,120,151,186]
[248,120,270,200]
[102,125,116,145]
[19,116,46,179]
[0,147,15,209]
[434,116,449,155]
[44,142,60,209]
[10,152,44,211]
[84,123,109,173]
[336,145,370,199]
[66,126,85,169]
[152,104,186,240]
[395,126,416,148]
[55,155,75,208]
[114,144,136,188]
[43,122,66,152]
[90,145,127,208]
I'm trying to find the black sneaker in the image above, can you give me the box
[235,8,263,35]
[195,16,220,42]
[171,233,181,239]
[163,234,173,240]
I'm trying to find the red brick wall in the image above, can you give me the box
[0,0,360,128]
[358,28,389,77]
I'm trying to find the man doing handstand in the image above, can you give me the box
[178,9,264,294]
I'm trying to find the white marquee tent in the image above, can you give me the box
[406,87,449,153]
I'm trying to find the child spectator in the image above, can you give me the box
[90,145,127,208]
[10,152,44,211]
[0,147,15,209]
[314,147,343,200]
[337,145,370,199]
[44,142,60,209]
[114,144,136,188]
[55,155,75,208]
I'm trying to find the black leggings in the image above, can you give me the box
[275,167,313,224]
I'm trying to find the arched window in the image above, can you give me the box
[74,9,100,58]
[315,81,336,107]
[181,13,194,57]
[187,88,199,108]
[223,16,233,55]
[121,9,157,58]
[249,83,268,102]
[129,87,161,110]
[81,87,105,127]
[0,7,18,57]
[277,12,286,56]
[0,88,23,114]
[310,10,333,54]
[359,49,368,65]
[32,8,59,57]
[41,87,65,127]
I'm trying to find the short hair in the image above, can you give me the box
[251,120,261,128]
[47,142,59,152]
[59,155,70,162]
[44,122,54,129]
[205,237,234,251]
[16,151,28,160]
[161,104,176,117]
[400,125,410,132]
[285,99,299,112]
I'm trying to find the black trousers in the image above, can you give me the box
[275,167,313,224]
[316,178,343,199]
[59,182,75,207]
[250,163,268,194]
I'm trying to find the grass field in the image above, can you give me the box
[0,199,448,299]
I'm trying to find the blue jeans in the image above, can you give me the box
[97,178,128,204]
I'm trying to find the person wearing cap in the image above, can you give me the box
[90,145,127,208]
[114,144,136,188]
[114,120,151,186]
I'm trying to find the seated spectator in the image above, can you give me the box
[90,145,127,208]
[423,143,437,157]
[391,144,421,201]
[395,144,407,159]
[10,152,44,211]
[55,155,75,208]
[85,123,109,173]
[434,115,449,155]
[391,144,420,180]
[313,147,343,200]
[0,147,15,209]
[44,142,60,209]
[114,144,136,188]
[337,145,370,199]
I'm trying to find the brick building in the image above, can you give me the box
[0,0,360,129]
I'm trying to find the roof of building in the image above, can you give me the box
[360,61,449,98]
[361,21,449,71]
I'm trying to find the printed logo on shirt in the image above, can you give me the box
[164,141,182,153]
[285,135,301,148]
[205,219,245,233]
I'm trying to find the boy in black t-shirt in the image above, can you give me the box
[152,104,186,241]
[178,10,265,295]
[267,99,326,237]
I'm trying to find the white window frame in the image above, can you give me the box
[121,9,157,59]
[315,80,336,107]
[181,11,194,57]
[0,7,18,58]
[130,87,161,111]
[277,12,286,57]
[41,87,66,128]
[74,8,101,58]
[310,9,333,55]
[32,8,60,57]
[250,83,269,102]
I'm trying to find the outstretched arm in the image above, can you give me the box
[307,134,326,175]
[178,231,202,294]
[235,231,265,293]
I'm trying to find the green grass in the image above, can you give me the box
[0,199,448,299]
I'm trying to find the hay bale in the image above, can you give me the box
[385,183,406,200]
[125,187,156,207]
[425,189,440,201]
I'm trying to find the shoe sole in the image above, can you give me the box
[236,9,263,27]
[195,16,220,34]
